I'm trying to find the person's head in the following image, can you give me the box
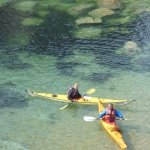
[108,103,113,110]
[73,83,78,89]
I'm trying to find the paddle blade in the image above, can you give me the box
[123,119,135,121]
[86,89,95,95]
[84,116,98,121]
[59,102,73,110]
[59,104,69,110]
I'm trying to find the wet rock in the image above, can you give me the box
[88,8,115,18]
[123,41,141,51]
[75,17,102,25]
[97,0,121,10]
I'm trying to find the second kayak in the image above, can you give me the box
[98,101,127,149]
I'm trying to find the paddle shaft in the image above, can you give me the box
[84,116,134,122]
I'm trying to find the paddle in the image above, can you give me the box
[84,116,134,122]
[59,88,96,110]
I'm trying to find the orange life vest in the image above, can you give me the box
[103,108,116,125]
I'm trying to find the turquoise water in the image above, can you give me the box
[1,0,150,149]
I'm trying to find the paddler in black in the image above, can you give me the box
[67,83,82,102]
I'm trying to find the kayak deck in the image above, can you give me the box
[25,90,134,105]
[98,101,127,149]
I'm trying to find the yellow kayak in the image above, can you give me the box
[25,90,134,105]
[98,101,127,149]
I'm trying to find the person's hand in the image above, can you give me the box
[120,118,123,121]
[100,118,102,120]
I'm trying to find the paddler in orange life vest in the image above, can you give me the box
[98,103,123,125]
[67,83,82,102]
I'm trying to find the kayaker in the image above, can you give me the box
[98,103,123,125]
[67,83,82,102]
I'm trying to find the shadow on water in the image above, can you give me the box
[122,124,141,150]
[0,49,32,69]
[0,3,32,70]
[0,86,28,108]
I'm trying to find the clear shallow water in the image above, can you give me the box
[1,53,150,150]
[0,0,150,150]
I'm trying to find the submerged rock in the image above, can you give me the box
[97,0,121,10]
[14,1,37,12]
[88,8,115,18]
[22,18,44,26]
[134,7,150,15]
[75,16,102,24]
[37,10,50,17]
[76,0,94,3]
[124,41,141,51]
[67,3,96,16]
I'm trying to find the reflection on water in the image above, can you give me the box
[0,0,150,150]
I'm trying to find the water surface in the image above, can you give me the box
[0,0,150,149]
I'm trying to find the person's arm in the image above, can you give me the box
[98,110,106,119]
[68,89,74,101]
[116,110,123,119]
[76,89,82,97]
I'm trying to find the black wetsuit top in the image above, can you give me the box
[68,87,81,101]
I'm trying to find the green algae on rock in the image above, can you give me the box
[13,1,37,12]
[76,0,95,4]
[22,18,44,26]
[106,17,133,25]
[67,3,96,16]
[38,0,75,11]
[8,33,30,47]
[97,0,121,10]
[88,8,115,18]
[0,0,12,8]
[36,10,50,17]
[75,16,102,25]
[73,27,102,39]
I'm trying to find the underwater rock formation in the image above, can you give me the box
[97,0,121,10]
[88,8,115,18]
[75,16,102,24]
[67,3,96,16]
[124,41,141,51]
